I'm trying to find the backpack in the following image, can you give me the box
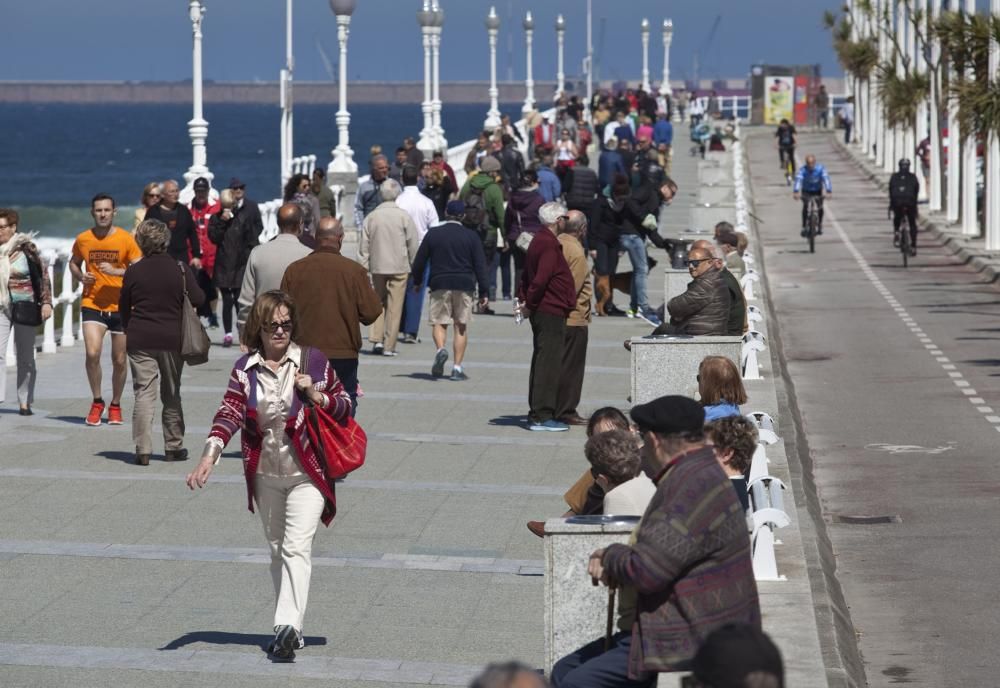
[463,185,488,230]
[890,173,919,204]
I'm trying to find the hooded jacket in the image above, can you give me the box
[504,189,546,245]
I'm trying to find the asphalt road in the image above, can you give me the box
[750,130,1000,686]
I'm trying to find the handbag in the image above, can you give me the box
[10,251,43,327]
[299,347,367,480]
[178,262,211,366]
[513,209,534,252]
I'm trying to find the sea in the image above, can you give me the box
[1,101,521,240]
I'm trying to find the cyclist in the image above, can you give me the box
[888,158,920,256]
[793,154,832,236]
[775,118,797,173]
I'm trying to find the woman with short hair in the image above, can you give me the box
[186,290,351,662]
[698,355,748,421]
[0,208,53,415]
[120,219,205,465]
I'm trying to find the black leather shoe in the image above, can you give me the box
[135,454,151,466]
[18,407,32,416]
[164,448,189,462]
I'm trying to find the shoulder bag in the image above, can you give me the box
[178,262,211,365]
[298,346,367,480]
[10,251,43,327]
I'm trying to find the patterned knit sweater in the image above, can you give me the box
[602,445,761,675]
[207,345,352,526]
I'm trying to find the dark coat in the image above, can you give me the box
[499,144,525,191]
[504,189,546,245]
[720,268,746,336]
[119,255,205,352]
[209,203,261,289]
[621,180,660,237]
[590,195,626,245]
[564,166,600,208]
[666,268,732,335]
[598,149,626,188]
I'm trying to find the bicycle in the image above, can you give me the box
[892,206,913,268]
[780,147,796,186]
[804,195,820,253]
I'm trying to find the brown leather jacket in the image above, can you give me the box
[666,267,731,335]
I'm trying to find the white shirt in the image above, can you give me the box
[841,102,854,124]
[603,474,656,516]
[603,121,621,145]
[395,185,439,243]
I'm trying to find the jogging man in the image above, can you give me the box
[70,193,143,426]
[793,155,832,236]
[888,158,920,256]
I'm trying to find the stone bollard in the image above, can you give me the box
[629,334,743,404]
[663,268,690,305]
[544,516,639,674]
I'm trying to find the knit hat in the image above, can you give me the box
[445,200,466,218]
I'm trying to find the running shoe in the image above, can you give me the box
[85,401,106,426]
[432,348,449,377]
[107,404,123,425]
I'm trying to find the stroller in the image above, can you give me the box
[690,121,711,158]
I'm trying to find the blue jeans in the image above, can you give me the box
[619,234,649,312]
[490,250,513,299]
[551,631,654,688]
[401,264,430,337]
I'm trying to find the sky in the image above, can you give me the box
[1,0,846,84]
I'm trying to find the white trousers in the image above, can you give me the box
[253,474,325,632]
[0,309,37,406]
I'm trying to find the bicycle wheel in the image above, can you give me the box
[900,228,909,268]
[808,212,817,253]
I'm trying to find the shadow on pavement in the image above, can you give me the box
[392,372,442,381]
[48,415,88,426]
[97,450,138,464]
[159,631,327,651]
[488,414,528,428]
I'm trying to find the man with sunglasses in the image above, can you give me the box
[662,246,731,336]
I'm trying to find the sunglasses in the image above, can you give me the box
[262,319,293,333]
[686,259,708,268]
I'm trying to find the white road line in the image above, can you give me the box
[827,207,996,432]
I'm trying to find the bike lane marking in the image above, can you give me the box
[826,206,1000,432]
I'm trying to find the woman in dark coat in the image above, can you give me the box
[209,189,260,347]
[590,175,629,316]
[503,169,546,290]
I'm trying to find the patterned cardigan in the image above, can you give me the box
[207,344,352,526]
[601,445,761,676]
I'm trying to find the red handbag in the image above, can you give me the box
[299,348,367,480]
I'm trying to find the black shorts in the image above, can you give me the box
[81,307,124,335]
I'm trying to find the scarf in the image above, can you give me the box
[0,232,37,309]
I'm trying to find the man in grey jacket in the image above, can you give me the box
[353,155,390,228]
[663,246,731,335]
[359,179,421,356]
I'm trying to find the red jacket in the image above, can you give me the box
[189,199,221,275]
[534,124,557,149]
[517,228,576,317]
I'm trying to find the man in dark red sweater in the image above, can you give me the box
[517,202,577,432]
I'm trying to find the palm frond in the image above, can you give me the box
[875,62,931,129]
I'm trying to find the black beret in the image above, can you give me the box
[629,395,704,435]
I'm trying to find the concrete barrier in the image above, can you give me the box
[663,268,690,305]
[690,205,736,231]
[698,166,732,186]
[629,334,743,404]
[697,184,735,205]
[544,516,639,673]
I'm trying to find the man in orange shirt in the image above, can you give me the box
[70,193,143,426]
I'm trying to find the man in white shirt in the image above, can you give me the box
[395,165,440,344]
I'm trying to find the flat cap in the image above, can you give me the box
[630,395,704,435]
[479,156,502,174]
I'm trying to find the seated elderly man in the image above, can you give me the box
[552,396,760,688]
[662,245,731,335]
[691,239,745,336]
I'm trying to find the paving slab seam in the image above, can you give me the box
[745,128,867,688]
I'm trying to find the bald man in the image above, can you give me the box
[662,245,731,335]
[282,216,382,414]
[236,203,311,334]
[691,239,746,336]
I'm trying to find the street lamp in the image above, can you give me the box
[417,1,436,155]
[522,11,535,116]
[640,18,651,92]
[430,0,447,152]
[555,14,566,98]
[327,0,357,175]
[280,0,294,190]
[484,7,502,129]
[661,19,673,96]
[181,0,214,203]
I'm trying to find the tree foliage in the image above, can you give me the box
[874,63,931,129]
[935,11,1000,139]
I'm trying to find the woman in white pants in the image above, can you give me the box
[0,209,53,415]
[186,290,351,662]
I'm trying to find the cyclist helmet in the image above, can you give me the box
[898,158,911,171]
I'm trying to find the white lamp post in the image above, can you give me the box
[484,7,502,129]
[961,0,978,235]
[585,0,593,123]
[280,0,294,190]
[661,19,673,96]
[946,0,961,222]
[986,0,1000,249]
[327,0,357,174]
[417,1,436,155]
[430,1,446,152]
[181,0,213,202]
[522,11,535,116]
[928,0,942,211]
[640,18,651,92]
[555,14,566,98]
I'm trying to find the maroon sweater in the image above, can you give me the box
[120,254,205,352]
[517,228,576,317]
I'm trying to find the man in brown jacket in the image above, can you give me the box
[555,209,592,426]
[281,217,382,415]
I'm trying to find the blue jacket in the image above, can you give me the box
[793,164,832,194]
[653,120,673,146]
[598,149,627,188]
[703,401,741,422]
[537,166,562,203]
[410,221,489,295]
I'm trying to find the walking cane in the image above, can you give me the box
[604,586,617,651]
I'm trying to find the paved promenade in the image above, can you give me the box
[748,129,1000,686]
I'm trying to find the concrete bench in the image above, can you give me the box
[689,205,736,231]
[698,166,732,186]
[698,184,735,205]
[544,516,639,673]
[629,334,743,404]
